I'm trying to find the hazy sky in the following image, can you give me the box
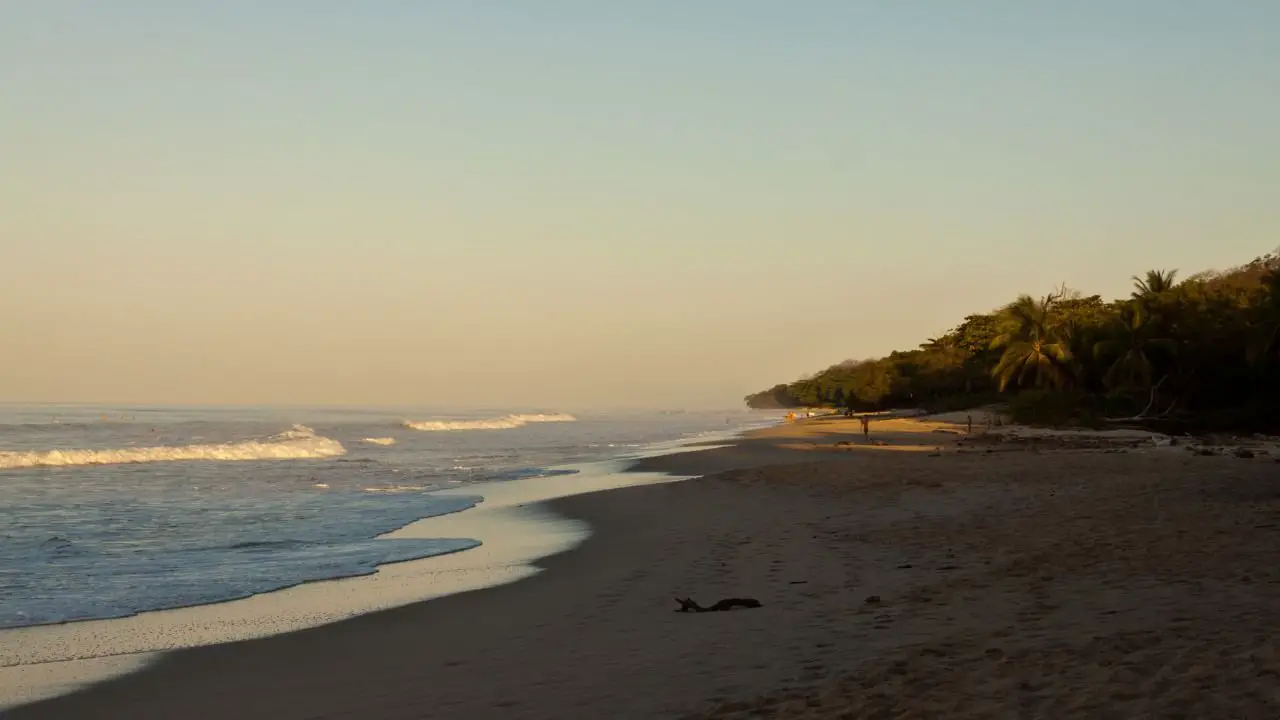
[3,2,1278,409]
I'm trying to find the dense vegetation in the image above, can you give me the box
[744,252,1280,431]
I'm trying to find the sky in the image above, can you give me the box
[2,1,1278,409]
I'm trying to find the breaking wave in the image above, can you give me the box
[489,467,580,482]
[362,484,431,494]
[0,424,346,470]
[403,413,577,432]
[361,437,397,446]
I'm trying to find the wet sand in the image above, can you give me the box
[9,417,1280,718]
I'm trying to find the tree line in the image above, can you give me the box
[744,252,1280,431]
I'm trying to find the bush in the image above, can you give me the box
[925,393,1004,414]
[1102,389,1147,418]
[1007,390,1102,427]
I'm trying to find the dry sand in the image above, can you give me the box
[9,416,1280,718]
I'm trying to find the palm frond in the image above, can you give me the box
[1042,342,1074,364]
[1093,340,1119,361]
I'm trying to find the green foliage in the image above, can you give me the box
[744,251,1280,431]
[990,292,1074,391]
[1132,269,1179,299]
[743,384,804,409]
[1007,390,1101,427]
[925,393,1004,414]
[1092,303,1177,391]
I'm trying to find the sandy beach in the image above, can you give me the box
[8,415,1280,718]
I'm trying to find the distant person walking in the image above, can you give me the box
[967,414,973,435]
[860,415,870,440]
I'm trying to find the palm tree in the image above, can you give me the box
[1131,269,1179,300]
[990,292,1074,391]
[1092,302,1177,390]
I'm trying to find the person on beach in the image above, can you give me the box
[860,416,870,440]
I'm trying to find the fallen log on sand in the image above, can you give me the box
[674,597,762,613]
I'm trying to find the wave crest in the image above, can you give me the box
[0,424,346,470]
[360,437,397,446]
[403,413,577,432]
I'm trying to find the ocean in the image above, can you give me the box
[0,404,778,630]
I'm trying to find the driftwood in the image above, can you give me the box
[1102,375,1178,423]
[673,597,762,613]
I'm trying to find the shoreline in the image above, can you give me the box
[0,413,1112,710]
[0,427,753,710]
[10,415,1280,717]
[5,433,825,719]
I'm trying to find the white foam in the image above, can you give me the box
[0,424,754,710]
[0,459,695,709]
[0,425,345,469]
[360,437,397,446]
[403,413,577,432]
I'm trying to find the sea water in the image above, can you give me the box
[0,404,775,629]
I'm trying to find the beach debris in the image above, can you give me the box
[896,563,913,569]
[864,595,882,604]
[674,597,762,613]
[1234,448,1256,459]
[789,580,808,585]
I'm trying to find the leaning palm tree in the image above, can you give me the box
[1093,302,1177,390]
[1131,269,1179,299]
[990,293,1074,391]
